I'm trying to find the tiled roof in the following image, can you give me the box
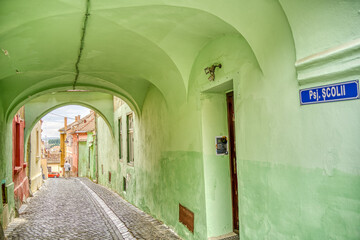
[76,116,95,133]
[59,111,95,134]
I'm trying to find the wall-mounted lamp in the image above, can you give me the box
[204,63,222,81]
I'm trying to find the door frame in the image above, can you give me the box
[226,91,239,232]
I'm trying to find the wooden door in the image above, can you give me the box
[227,92,239,231]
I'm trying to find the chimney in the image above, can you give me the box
[64,117,67,130]
[77,115,81,122]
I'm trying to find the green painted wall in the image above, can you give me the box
[0,121,15,227]
[97,98,136,201]
[78,141,87,178]
[188,24,360,240]
[88,133,96,181]
[96,92,208,240]
[201,93,232,237]
[78,133,96,180]
[279,0,360,60]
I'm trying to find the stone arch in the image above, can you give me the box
[5,85,141,125]
[21,92,116,142]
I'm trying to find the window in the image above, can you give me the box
[118,118,122,159]
[2,183,7,205]
[127,113,134,164]
[123,177,126,192]
[15,122,21,167]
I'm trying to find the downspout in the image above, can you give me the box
[95,112,99,183]
[27,136,33,197]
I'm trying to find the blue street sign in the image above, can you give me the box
[300,80,359,105]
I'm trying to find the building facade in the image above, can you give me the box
[60,112,96,178]
[47,146,62,176]
[27,121,43,193]
[96,97,136,199]
[12,108,28,216]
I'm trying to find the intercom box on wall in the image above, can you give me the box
[215,136,228,155]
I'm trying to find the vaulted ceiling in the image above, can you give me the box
[1,0,359,119]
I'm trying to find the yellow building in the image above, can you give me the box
[41,142,48,180]
[28,121,43,193]
[47,146,62,176]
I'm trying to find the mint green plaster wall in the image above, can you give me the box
[201,93,232,237]
[96,115,125,197]
[0,121,15,227]
[137,87,207,240]
[96,89,208,240]
[96,98,136,201]
[188,17,360,240]
[278,0,360,60]
[88,133,96,181]
[78,133,96,180]
[78,142,87,178]
[188,35,261,238]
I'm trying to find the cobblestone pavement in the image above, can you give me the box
[5,178,181,240]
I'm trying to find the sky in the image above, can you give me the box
[41,105,90,139]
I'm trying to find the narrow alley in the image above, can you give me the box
[1,1,360,239]
[4,178,181,240]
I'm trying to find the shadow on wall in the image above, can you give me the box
[0,221,4,240]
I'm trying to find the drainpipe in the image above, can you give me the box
[27,135,33,197]
[95,112,99,183]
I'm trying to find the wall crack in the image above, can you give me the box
[73,0,91,90]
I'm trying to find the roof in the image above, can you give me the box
[49,146,61,153]
[59,111,95,134]
[74,113,95,133]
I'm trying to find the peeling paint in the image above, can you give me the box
[1,49,9,56]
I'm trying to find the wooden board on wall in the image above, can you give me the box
[179,204,194,233]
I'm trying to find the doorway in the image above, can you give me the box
[200,82,238,238]
[226,92,239,231]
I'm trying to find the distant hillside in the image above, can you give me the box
[48,138,60,147]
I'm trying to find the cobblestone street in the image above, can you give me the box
[4,178,181,240]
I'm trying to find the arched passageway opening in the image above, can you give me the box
[6,92,139,225]
[28,105,102,191]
